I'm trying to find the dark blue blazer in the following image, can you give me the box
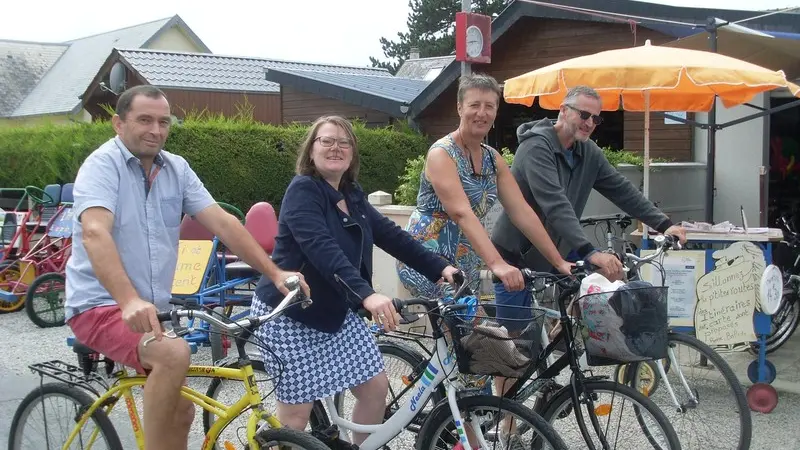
[255,175,449,333]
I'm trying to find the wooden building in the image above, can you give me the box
[80,48,404,127]
[80,1,800,163]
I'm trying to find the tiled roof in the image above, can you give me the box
[265,67,428,103]
[8,16,203,118]
[395,55,455,80]
[116,48,391,93]
[0,40,67,116]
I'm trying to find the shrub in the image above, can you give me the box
[394,146,669,206]
[0,117,430,213]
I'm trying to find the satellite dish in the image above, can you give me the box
[109,62,127,94]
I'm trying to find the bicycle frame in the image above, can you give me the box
[500,273,615,450]
[323,335,465,450]
[60,363,275,450]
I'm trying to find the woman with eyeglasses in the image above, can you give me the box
[249,115,460,443]
[396,73,572,302]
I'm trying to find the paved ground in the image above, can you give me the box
[3,307,800,449]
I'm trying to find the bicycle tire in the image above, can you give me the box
[750,293,800,354]
[0,260,26,313]
[632,332,752,450]
[9,382,123,450]
[540,380,681,450]
[24,272,66,328]
[326,340,446,431]
[415,394,568,450]
[253,427,332,449]
[203,358,331,450]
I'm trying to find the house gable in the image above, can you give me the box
[4,14,208,119]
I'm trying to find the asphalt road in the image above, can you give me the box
[3,308,800,449]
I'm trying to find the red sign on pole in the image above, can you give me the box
[455,12,492,64]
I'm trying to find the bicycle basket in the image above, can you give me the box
[575,282,670,366]
[443,303,546,378]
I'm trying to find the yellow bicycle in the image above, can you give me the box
[8,276,328,450]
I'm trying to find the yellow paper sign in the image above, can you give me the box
[172,240,214,295]
[694,241,764,346]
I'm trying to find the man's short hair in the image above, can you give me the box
[562,86,601,106]
[115,85,168,120]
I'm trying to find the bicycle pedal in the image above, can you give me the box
[311,426,359,449]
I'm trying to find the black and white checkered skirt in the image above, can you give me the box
[250,294,385,404]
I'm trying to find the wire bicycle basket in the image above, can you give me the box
[574,282,670,366]
[443,298,546,378]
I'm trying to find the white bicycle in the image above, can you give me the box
[206,274,569,450]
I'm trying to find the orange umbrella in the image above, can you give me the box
[502,39,800,227]
[503,39,800,112]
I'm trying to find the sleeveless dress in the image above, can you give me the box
[397,134,499,299]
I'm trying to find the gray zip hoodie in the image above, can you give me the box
[490,118,673,271]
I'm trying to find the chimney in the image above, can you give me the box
[409,47,420,60]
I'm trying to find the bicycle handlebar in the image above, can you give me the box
[149,275,309,344]
[622,234,681,266]
[488,234,680,288]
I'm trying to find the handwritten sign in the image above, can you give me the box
[694,241,765,346]
[171,240,214,295]
[759,265,783,315]
[480,202,504,237]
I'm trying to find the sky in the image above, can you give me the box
[1,0,798,68]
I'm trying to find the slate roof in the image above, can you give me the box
[261,66,429,118]
[114,48,391,93]
[263,67,428,103]
[5,15,210,118]
[395,55,456,80]
[0,40,67,116]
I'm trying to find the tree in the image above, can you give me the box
[370,0,511,74]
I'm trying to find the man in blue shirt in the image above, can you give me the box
[65,85,307,450]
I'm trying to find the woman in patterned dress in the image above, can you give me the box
[397,73,572,300]
[250,115,460,445]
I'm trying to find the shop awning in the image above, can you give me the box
[663,19,800,80]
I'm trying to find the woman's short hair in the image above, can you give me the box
[457,73,502,104]
[296,115,360,188]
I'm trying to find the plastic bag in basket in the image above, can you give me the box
[577,274,669,364]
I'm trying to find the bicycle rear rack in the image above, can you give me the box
[28,360,110,396]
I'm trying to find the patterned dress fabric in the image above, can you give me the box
[397,134,499,299]
[250,294,385,404]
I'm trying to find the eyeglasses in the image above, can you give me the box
[565,104,604,126]
[315,136,352,149]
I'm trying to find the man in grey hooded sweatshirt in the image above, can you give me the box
[490,86,686,316]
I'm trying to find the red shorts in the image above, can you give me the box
[67,305,148,374]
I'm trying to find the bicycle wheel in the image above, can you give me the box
[203,358,330,450]
[540,380,681,449]
[327,340,446,435]
[9,382,123,450]
[750,292,800,354]
[24,272,66,328]
[415,394,568,450]
[627,332,752,450]
[253,427,331,449]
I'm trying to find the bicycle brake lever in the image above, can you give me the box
[142,326,191,347]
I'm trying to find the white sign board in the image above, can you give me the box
[639,250,706,327]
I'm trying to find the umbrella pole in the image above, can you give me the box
[643,91,651,244]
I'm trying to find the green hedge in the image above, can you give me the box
[394,146,669,206]
[0,118,430,213]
